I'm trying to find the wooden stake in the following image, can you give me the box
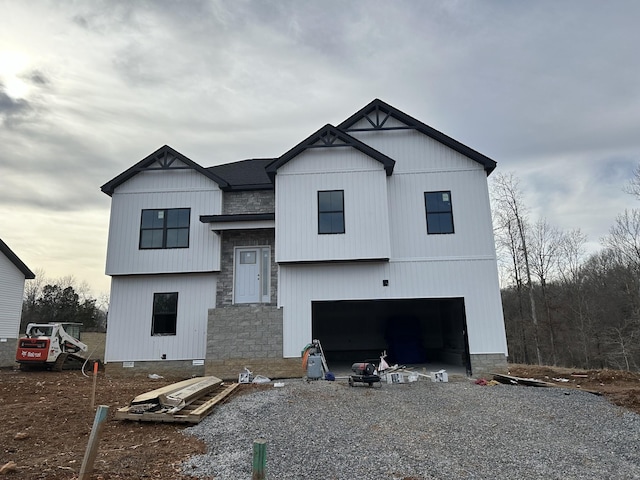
[90,361,98,409]
[252,438,267,480]
[79,405,109,480]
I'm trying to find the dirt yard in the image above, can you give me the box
[1,365,639,479]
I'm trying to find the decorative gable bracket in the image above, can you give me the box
[265,124,395,181]
[101,145,229,196]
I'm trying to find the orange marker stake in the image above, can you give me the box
[91,361,98,409]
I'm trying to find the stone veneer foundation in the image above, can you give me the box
[0,339,17,369]
[205,304,301,380]
[104,359,205,379]
[469,353,508,377]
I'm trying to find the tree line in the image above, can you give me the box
[21,272,107,333]
[492,172,640,371]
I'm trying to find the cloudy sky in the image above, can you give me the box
[1,0,639,296]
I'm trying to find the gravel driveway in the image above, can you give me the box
[183,378,640,479]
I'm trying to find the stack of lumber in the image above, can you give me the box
[115,376,239,424]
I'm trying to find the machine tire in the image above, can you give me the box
[52,353,68,372]
[19,363,32,372]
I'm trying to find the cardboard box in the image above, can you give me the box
[431,370,448,382]
[386,372,405,384]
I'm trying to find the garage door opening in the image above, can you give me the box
[312,298,471,375]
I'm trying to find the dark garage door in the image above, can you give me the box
[312,298,471,374]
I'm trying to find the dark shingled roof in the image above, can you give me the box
[208,158,274,191]
[0,238,35,279]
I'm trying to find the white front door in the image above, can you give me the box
[234,247,270,304]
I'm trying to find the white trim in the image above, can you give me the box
[390,255,496,263]
[210,220,274,232]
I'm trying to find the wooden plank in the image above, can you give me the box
[130,377,210,404]
[187,383,240,421]
[158,376,222,407]
[115,383,239,424]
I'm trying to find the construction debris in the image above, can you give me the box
[379,364,432,384]
[115,376,239,424]
[475,378,500,386]
[238,368,272,384]
[493,373,554,387]
[238,368,253,383]
[493,373,603,396]
[431,370,448,382]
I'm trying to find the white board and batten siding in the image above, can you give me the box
[277,123,505,359]
[387,169,496,259]
[278,259,507,358]
[105,168,222,275]
[105,274,216,363]
[275,148,391,263]
[349,127,484,175]
[0,253,27,338]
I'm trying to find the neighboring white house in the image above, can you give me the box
[101,99,508,378]
[0,238,35,368]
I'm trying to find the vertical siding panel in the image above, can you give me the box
[276,148,390,262]
[105,274,216,363]
[388,169,495,259]
[280,259,506,358]
[279,125,505,359]
[0,255,26,338]
[106,170,222,275]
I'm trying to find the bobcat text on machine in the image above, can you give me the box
[16,323,89,371]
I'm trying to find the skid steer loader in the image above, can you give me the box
[16,323,89,371]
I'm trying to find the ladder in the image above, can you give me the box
[312,339,330,373]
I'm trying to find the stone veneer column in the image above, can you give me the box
[469,353,508,377]
[205,305,300,379]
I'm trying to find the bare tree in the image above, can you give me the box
[529,218,563,365]
[21,268,47,332]
[558,230,598,367]
[604,320,639,371]
[624,163,640,200]
[491,173,541,365]
[557,229,587,286]
[603,209,640,270]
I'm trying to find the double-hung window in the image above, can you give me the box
[152,292,178,336]
[318,190,345,234]
[425,191,454,234]
[140,208,190,249]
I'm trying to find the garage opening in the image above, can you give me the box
[312,298,471,375]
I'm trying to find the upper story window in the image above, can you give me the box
[139,208,190,249]
[425,191,454,234]
[318,190,345,234]
[152,292,178,336]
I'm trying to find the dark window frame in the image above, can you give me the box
[318,190,345,235]
[139,208,190,250]
[152,292,178,336]
[425,191,455,234]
